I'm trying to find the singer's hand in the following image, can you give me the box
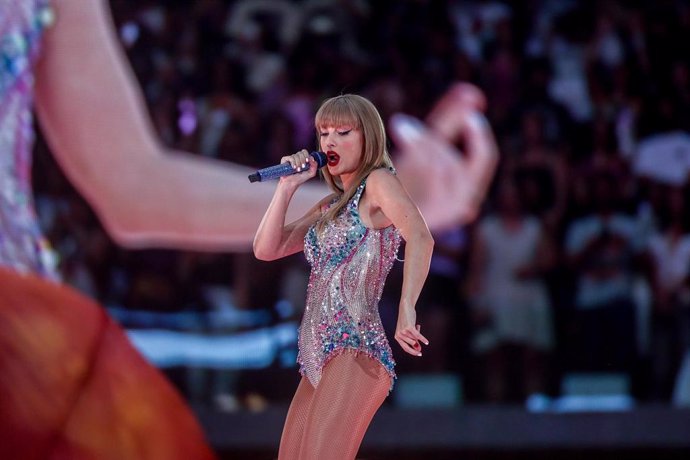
[395,307,429,357]
[389,83,498,230]
[278,149,318,187]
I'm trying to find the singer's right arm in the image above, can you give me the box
[253,180,332,261]
[254,150,332,260]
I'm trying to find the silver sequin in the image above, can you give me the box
[299,175,401,390]
[0,0,59,280]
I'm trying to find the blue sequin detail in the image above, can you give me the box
[299,174,401,391]
[1,0,60,280]
[0,1,53,96]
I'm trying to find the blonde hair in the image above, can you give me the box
[314,94,393,231]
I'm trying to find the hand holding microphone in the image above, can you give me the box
[248,150,339,183]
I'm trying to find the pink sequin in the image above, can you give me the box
[299,174,401,390]
[0,0,59,280]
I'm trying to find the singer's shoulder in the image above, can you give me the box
[366,167,403,195]
[367,167,399,185]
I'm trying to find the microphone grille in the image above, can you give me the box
[311,151,328,167]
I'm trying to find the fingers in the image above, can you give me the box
[395,325,429,357]
[390,113,456,155]
[414,324,430,345]
[395,332,419,356]
[428,83,486,121]
[426,83,488,144]
[447,82,487,112]
[388,83,497,231]
[280,149,312,172]
[388,83,491,160]
[388,113,428,154]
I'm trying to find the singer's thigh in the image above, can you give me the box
[277,377,315,460]
[297,352,390,460]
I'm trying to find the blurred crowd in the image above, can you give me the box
[32,0,690,407]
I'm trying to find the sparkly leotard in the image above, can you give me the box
[299,173,402,390]
[0,0,58,280]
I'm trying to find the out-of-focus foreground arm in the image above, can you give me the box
[34,0,324,251]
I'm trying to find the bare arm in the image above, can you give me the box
[365,169,434,357]
[253,185,326,261]
[34,0,324,251]
[253,152,334,260]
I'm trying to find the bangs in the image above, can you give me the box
[314,96,362,131]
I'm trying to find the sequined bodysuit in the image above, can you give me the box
[299,174,402,390]
[0,0,58,280]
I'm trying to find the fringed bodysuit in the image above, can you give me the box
[298,173,401,390]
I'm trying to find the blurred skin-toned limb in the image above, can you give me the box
[35,0,326,251]
[391,83,499,230]
[35,1,497,254]
[0,268,216,460]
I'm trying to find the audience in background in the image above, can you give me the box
[467,176,555,403]
[34,0,690,405]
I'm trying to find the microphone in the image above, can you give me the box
[248,151,337,183]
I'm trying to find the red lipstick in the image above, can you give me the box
[326,151,340,166]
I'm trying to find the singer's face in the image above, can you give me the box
[319,124,363,178]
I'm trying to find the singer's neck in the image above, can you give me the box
[339,173,358,193]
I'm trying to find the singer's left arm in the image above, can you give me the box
[365,169,434,357]
[35,0,326,252]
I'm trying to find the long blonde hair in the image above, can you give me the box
[314,94,394,232]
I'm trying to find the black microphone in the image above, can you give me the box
[248,151,331,183]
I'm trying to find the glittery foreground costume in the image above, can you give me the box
[299,173,402,390]
[0,2,215,458]
[0,0,58,281]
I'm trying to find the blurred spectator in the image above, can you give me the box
[416,225,470,373]
[564,171,645,381]
[643,185,690,400]
[467,176,555,402]
[508,110,570,235]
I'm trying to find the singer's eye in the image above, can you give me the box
[337,130,352,136]
[319,132,328,137]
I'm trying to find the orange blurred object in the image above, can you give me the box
[0,268,216,460]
